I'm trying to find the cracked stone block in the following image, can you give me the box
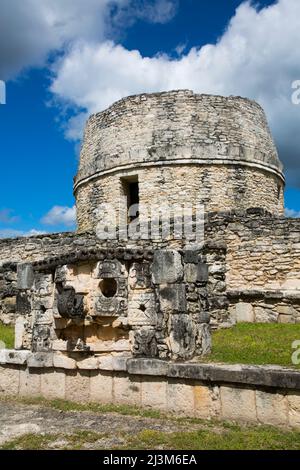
[169,314,196,358]
[159,284,186,313]
[17,264,34,290]
[151,250,183,284]
[5,349,29,365]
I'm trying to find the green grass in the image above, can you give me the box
[202,323,300,367]
[1,396,300,450]
[0,396,162,419]
[121,426,300,450]
[0,323,14,349]
[2,425,300,450]
[1,430,108,450]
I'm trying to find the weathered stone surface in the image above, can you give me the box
[166,379,195,415]
[234,303,255,323]
[159,284,186,313]
[194,383,220,419]
[53,353,77,370]
[128,358,168,376]
[4,350,29,365]
[169,315,196,358]
[77,357,99,370]
[16,292,31,315]
[220,386,257,422]
[113,373,141,405]
[151,250,183,284]
[40,369,65,399]
[0,365,19,395]
[90,370,113,402]
[128,292,156,326]
[287,392,300,427]
[27,352,53,368]
[65,370,90,402]
[256,390,288,426]
[17,263,34,290]
[141,377,167,409]
[14,316,25,349]
[19,368,41,397]
[185,263,209,283]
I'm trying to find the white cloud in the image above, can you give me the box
[41,205,76,227]
[0,228,47,239]
[285,208,300,218]
[0,0,177,79]
[50,0,300,187]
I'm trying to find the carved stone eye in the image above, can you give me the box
[99,278,118,298]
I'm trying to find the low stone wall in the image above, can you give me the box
[228,289,300,323]
[1,352,300,428]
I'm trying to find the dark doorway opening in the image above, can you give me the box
[121,176,139,221]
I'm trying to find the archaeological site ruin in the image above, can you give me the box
[1,90,300,427]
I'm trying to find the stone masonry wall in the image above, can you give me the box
[1,356,300,428]
[76,164,283,233]
[207,210,300,324]
[2,210,300,327]
[76,90,282,184]
[75,90,284,232]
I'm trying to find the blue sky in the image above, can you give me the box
[0,0,300,237]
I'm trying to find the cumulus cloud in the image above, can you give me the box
[0,228,47,239]
[0,0,176,79]
[285,208,300,218]
[50,0,300,187]
[41,205,76,227]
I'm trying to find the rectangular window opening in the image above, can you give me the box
[121,176,139,221]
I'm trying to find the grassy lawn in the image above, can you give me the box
[1,397,300,450]
[202,323,300,368]
[0,323,14,349]
[2,426,300,450]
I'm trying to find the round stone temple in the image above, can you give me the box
[74,90,285,233]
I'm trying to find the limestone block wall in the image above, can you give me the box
[74,90,285,233]
[207,210,300,324]
[14,244,227,360]
[76,164,283,234]
[1,355,300,428]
